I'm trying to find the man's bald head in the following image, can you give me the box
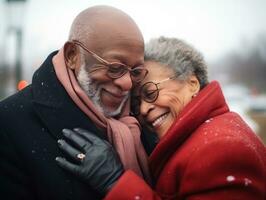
[68,5,143,50]
[64,6,145,117]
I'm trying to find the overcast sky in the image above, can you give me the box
[1,0,266,79]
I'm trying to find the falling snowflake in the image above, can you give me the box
[244,178,252,186]
[226,175,235,182]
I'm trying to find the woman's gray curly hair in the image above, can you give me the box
[144,36,209,89]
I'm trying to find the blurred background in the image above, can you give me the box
[0,0,265,144]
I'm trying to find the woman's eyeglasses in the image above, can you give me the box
[72,40,148,83]
[131,75,178,116]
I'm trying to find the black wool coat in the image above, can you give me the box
[0,52,107,200]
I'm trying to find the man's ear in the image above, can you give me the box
[188,75,200,94]
[63,42,79,70]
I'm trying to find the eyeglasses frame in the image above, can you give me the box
[71,40,148,82]
[131,75,179,116]
[140,75,179,103]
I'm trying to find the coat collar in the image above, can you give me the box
[31,51,105,140]
[32,51,63,108]
[149,81,229,180]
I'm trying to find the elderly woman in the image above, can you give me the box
[56,37,266,200]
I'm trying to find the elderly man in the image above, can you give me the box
[0,6,149,200]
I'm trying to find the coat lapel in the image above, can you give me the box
[31,52,105,141]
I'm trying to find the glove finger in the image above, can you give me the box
[62,129,91,150]
[58,139,84,162]
[55,157,80,174]
[74,128,110,147]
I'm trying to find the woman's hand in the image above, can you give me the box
[56,128,124,195]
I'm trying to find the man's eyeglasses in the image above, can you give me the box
[72,40,148,83]
[131,75,178,116]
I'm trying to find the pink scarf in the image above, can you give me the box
[53,48,151,182]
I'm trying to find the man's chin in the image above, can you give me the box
[102,99,128,117]
[102,104,123,117]
[103,109,120,117]
[100,95,129,117]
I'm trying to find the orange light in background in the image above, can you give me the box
[17,80,28,91]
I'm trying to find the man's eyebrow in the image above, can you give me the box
[103,53,143,66]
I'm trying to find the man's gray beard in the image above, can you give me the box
[76,62,129,117]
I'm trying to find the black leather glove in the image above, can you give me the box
[56,128,124,195]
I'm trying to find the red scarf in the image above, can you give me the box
[53,48,151,183]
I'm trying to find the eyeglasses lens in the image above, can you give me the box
[107,64,126,78]
[141,82,159,103]
[107,64,147,83]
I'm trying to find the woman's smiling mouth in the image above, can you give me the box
[151,112,169,128]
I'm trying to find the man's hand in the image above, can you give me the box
[56,128,124,195]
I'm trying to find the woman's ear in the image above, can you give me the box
[63,42,80,70]
[188,75,200,94]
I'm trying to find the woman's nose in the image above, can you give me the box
[140,100,155,116]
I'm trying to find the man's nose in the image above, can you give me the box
[113,72,133,91]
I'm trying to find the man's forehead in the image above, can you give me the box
[86,36,144,62]
[83,31,143,51]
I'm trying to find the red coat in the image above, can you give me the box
[105,81,266,200]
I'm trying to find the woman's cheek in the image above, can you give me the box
[160,93,184,118]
